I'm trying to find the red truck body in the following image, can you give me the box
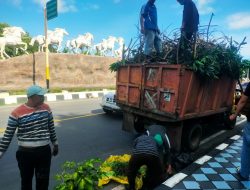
[116,64,236,151]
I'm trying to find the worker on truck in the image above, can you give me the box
[177,0,199,59]
[140,0,162,61]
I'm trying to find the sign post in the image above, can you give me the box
[44,0,57,90]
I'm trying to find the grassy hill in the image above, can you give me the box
[0,53,118,92]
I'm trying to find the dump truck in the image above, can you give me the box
[116,64,236,152]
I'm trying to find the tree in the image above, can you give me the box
[0,23,9,37]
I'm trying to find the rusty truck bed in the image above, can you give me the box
[116,64,236,122]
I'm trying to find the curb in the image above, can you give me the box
[0,89,115,105]
[158,135,242,189]
[155,117,246,190]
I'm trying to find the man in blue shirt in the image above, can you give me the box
[140,0,162,59]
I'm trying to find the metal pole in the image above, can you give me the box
[32,53,36,85]
[44,0,50,90]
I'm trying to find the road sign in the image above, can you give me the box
[46,0,58,21]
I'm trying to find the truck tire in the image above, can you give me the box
[183,123,202,152]
[134,117,145,134]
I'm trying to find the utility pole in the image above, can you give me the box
[44,0,50,90]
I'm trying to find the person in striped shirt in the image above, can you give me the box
[0,85,58,190]
[126,133,167,190]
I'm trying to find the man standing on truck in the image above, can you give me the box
[140,0,162,61]
[177,0,199,59]
[230,82,250,180]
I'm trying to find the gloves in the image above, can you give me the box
[52,144,59,156]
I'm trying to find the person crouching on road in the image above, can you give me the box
[146,125,172,175]
[0,85,59,190]
[126,133,167,190]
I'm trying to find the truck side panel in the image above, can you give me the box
[116,64,236,121]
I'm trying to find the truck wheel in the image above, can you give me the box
[183,124,202,152]
[134,117,145,134]
[224,112,236,129]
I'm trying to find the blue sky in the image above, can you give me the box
[0,0,250,58]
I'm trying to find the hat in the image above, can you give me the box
[27,85,48,97]
[154,134,163,146]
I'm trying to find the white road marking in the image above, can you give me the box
[162,173,187,188]
[230,135,241,140]
[194,155,212,165]
[216,143,229,150]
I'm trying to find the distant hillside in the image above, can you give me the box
[0,53,118,91]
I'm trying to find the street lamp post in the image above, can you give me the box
[44,0,50,90]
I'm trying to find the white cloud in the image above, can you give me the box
[58,0,77,13]
[195,0,215,15]
[33,0,77,13]
[227,12,250,30]
[32,0,44,7]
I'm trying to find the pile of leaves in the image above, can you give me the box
[54,155,147,190]
[110,31,250,81]
[98,154,146,189]
[54,159,103,190]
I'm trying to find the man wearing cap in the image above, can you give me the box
[126,133,166,190]
[0,85,58,190]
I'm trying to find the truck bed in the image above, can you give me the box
[116,64,236,122]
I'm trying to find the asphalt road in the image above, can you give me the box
[0,98,134,190]
[0,99,246,190]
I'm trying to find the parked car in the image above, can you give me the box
[100,92,121,114]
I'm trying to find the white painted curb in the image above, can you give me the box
[0,90,115,105]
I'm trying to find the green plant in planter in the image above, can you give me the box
[54,158,103,190]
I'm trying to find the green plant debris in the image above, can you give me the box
[109,29,250,81]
